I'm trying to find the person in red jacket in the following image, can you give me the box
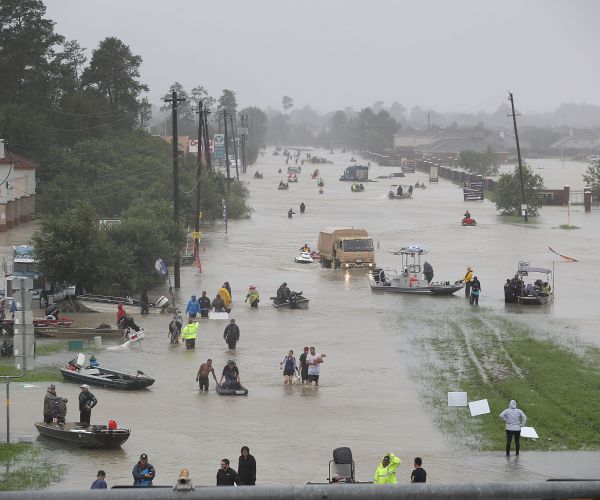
[117,303,141,335]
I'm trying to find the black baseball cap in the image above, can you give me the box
[140,453,148,460]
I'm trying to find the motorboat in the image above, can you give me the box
[288,174,299,182]
[511,261,554,305]
[35,325,123,339]
[388,185,413,199]
[368,246,464,295]
[253,171,263,179]
[77,294,169,314]
[271,291,309,309]
[216,383,248,396]
[462,218,477,226]
[295,252,314,264]
[60,366,155,389]
[35,422,130,448]
[350,183,365,192]
[288,166,301,174]
[278,182,289,190]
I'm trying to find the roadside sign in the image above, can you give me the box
[214,134,225,159]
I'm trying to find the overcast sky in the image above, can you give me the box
[45,0,600,114]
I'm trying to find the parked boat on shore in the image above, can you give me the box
[77,294,169,314]
[368,246,464,295]
[35,422,130,448]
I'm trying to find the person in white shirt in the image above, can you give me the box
[306,346,326,386]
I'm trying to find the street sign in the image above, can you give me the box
[188,139,198,153]
[214,134,225,159]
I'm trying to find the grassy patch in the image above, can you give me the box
[484,190,498,203]
[558,224,580,230]
[0,363,61,382]
[35,342,67,356]
[414,313,600,451]
[0,444,65,490]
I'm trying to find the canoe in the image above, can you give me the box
[35,422,130,448]
[60,366,154,389]
[216,384,248,396]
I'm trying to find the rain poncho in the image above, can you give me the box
[185,296,200,315]
[500,400,527,431]
[181,322,199,340]
[219,287,232,306]
[373,454,401,484]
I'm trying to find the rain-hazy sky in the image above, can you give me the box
[45,0,600,114]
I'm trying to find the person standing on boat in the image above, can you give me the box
[463,267,474,297]
[43,385,56,423]
[196,359,218,391]
[132,453,155,487]
[78,384,97,426]
[500,400,527,456]
[140,289,149,315]
[223,319,240,350]
[117,303,141,334]
[185,295,200,320]
[470,277,481,306]
[423,261,434,283]
[245,285,260,308]
[198,291,211,318]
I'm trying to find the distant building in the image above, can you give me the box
[550,129,600,153]
[160,135,190,153]
[393,129,436,149]
[0,140,37,232]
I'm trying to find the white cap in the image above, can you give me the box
[80,384,89,388]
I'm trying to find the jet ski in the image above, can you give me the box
[295,252,314,264]
[462,218,477,226]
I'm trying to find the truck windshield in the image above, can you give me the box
[13,262,38,274]
[342,239,373,252]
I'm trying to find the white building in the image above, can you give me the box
[0,140,37,232]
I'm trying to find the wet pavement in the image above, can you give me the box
[1,150,600,488]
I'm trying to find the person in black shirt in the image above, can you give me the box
[298,347,309,385]
[411,457,427,483]
[238,446,256,485]
[219,360,241,389]
[216,459,239,486]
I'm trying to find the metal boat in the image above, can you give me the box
[35,422,130,448]
[60,366,155,389]
[513,261,554,305]
[368,246,464,295]
[77,294,169,314]
[35,326,123,339]
[388,185,413,199]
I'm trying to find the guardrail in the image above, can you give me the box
[2,481,600,499]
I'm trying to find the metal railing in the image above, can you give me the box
[1,481,600,499]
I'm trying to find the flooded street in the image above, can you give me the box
[3,150,600,488]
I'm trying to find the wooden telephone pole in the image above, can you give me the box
[508,92,528,222]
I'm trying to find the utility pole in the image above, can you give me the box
[203,109,212,172]
[508,92,528,222]
[229,112,240,180]
[164,90,186,288]
[194,101,204,258]
[223,109,231,188]
[239,114,247,173]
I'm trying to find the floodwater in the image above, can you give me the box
[2,150,600,489]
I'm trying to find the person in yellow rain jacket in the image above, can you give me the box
[463,266,473,298]
[181,319,199,349]
[218,285,232,312]
[373,453,401,484]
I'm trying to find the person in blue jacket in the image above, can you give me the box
[185,295,200,319]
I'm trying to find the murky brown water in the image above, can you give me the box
[2,150,600,488]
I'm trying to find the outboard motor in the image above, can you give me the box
[331,447,355,483]
[155,296,169,309]
[372,268,384,283]
[52,397,68,426]
[45,303,59,319]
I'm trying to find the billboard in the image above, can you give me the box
[463,180,484,201]
[214,134,225,159]
[429,165,438,183]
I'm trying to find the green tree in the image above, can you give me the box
[582,160,600,200]
[495,164,545,216]
[160,82,196,136]
[282,95,293,115]
[82,37,148,129]
[459,148,499,176]
[190,85,215,111]
[217,89,237,115]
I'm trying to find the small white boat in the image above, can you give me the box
[512,261,554,305]
[295,252,314,264]
[77,295,169,314]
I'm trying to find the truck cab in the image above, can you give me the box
[318,228,375,269]
[339,165,369,182]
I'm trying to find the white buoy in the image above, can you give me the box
[93,336,102,349]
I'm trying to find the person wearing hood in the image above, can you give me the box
[373,452,401,484]
[500,400,527,456]
[463,267,474,297]
[43,385,57,423]
[245,285,259,308]
[185,295,200,319]
[238,446,256,485]
[198,291,211,318]
[218,285,232,312]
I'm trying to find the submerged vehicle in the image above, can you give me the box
[368,245,464,295]
[318,228,375,269]
[35,422,130,448]
[388,184,413,199]
[511,261,554,305]
[60,366,155,390]
[340,165,369,182]
[295,252,314,264]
